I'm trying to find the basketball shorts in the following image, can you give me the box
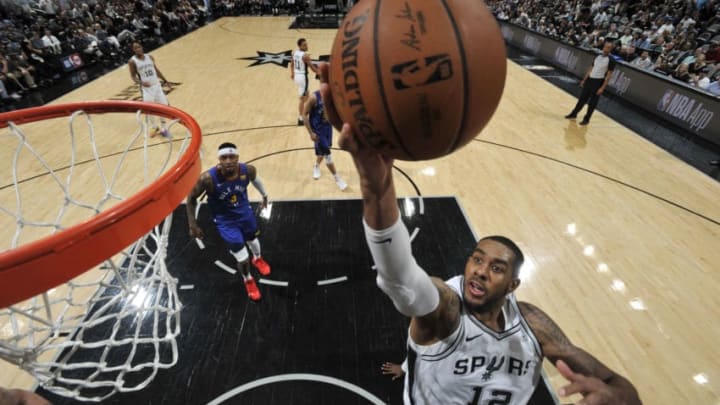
[314,133,332,156]
[214,214,258,252]
[141,83,169,105]
[294,74,309,97]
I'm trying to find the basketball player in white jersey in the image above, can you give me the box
[290,38,319,126]
[128,42,171,138]
[317,63,642,405]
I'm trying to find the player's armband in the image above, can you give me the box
[363,217,439,317]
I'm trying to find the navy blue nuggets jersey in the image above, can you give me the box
[310,90,332,140]
[403,276,543,405]
[207,164,253,223]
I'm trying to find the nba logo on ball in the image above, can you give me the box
[329,0,507,161]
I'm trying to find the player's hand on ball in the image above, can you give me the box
[317,63,343,132]
[189,224,204,239]
[556,360,626,405]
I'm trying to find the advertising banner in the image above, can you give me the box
[498,21,719,146]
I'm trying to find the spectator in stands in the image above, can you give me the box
[691,67,712,90]
[619,28,634,48]
[0,52,32,90]
[706,78,720,95]
[25,31,46,58]
[92,23,120,52]
[657,16,675,37]
[605,23,620,41]
[653,54,671,75]
[0,78,21,102]
[632,50,653,69]
[689,53,709,74]
[706,41,720,63]
[672,63,692,83]
[72,29,102,61]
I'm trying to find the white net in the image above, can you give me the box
[0,105,194,401]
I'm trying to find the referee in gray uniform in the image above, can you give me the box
[565,42,616,125]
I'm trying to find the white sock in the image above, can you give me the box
[241,272,252,281]
[247,238,261,258]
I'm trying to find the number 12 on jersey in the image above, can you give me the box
[468,387,512,405]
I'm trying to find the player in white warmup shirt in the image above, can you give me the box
[128,41,172,138]
[290,38,319,126]
[317,63,642,405]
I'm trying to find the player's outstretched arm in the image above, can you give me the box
[186,171,212,239]
[519,302,642,405]
[318,62,460,344]
[247,165,268,209]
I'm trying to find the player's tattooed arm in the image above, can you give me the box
[186,171,212,230]
[410,278,461,345]
[519,302,642,405]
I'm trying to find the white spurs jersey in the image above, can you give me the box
[403,276,543,405]
[293,49,308,76]
[132,55,159,86]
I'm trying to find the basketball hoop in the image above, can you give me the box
[0,101,201,401]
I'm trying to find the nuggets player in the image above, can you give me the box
[186,143,272,302]
[318,63,642,405]
[128,41,171,138]
[290,38,319,126]
[303,90,347,190]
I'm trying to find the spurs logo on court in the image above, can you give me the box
[239,50,330,68]
[657,89,714,131]
[111,82,181,101]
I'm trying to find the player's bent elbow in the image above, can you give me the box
[376,272,439,317]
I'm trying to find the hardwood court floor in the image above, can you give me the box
[35,198,556,404]
[1,17,719,405]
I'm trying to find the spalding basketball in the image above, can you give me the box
[328,0,507,160]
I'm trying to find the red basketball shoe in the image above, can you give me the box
[252,256,271,276]
[244,278,261,301]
